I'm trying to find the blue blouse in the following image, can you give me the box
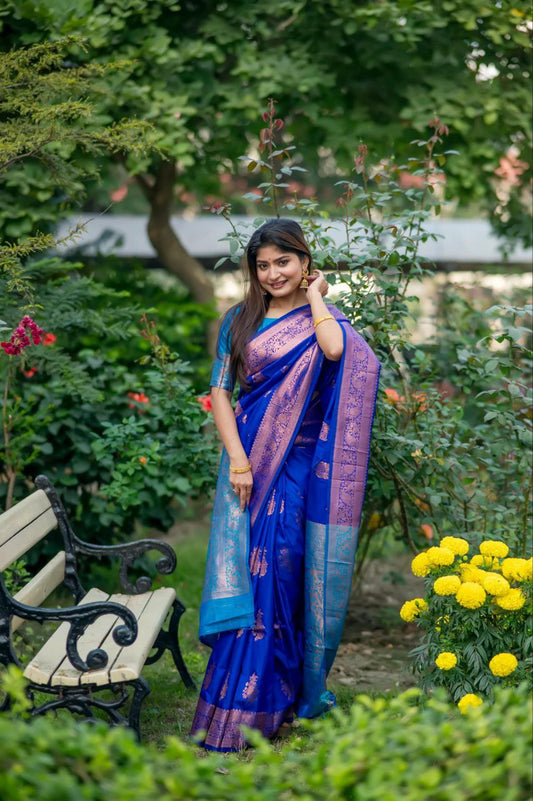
[210,312,278,392]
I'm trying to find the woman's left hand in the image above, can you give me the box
[306,269,328,299]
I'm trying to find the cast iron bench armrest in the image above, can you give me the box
[34,475,176,594]
[70,537,176,594]
[6,595,138,672]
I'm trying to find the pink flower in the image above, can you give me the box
[197,395,212,412]
[110,184,129,203]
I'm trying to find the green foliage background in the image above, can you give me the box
[1,0,531,245]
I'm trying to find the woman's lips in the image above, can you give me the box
[270,281,286,289]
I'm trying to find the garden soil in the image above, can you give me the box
[331,554,426,694]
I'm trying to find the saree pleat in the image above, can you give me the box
[191,444,313,751]
[191,305,380,750]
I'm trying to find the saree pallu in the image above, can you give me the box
[191,305,380,750]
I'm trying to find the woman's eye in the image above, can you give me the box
[279,260,287,266]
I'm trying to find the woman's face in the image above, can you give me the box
[255,245,308,299]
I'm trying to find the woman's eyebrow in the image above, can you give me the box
[257,254,290,264]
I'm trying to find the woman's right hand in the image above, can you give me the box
[230,463,253,512]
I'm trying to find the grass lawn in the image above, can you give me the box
[9,514,395,753]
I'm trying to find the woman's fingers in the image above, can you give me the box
[307,270,328,297]
[230,472,253,511]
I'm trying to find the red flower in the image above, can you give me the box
[22,367,37,378]
[384,387,428,414]
[42,332,56,346]
[384,387,401,403]
[127,391,150,411]
[420,524,434,541]
[412,392,429,412]
[203,200,230,216]
[127,391,149,404]
[197,395,212,412]
[1,316,43,355]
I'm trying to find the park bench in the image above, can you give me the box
[0,474,195,738]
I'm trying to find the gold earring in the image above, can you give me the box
[299,264,309,289]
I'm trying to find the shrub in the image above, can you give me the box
[74,256,216,390]
[0,668,531,800]
[210,100,533,562]
[402,536,533,705]
[1,259,218,543]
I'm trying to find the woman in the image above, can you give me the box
[190,219,379,751]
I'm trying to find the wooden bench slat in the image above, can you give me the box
[0,507,58,571]
[25,587,176,688]
[23,587,109,686]
[0,490,52,547]
[11,551,67,634]
[108,587,176,684]
[72,592,152,688]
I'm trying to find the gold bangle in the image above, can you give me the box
[229,464,252,474]
[313,314,334,329]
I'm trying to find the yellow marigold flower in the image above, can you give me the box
[482,572,510,597]
[440,536,469,556]
[458,694,483,714]
[400,598,428,622]
[425,546,455,567]
[411,552,431,577]
[433,575,461,596]
[479,540,509,559]
[501,558,531,582]
[496,588,526,611]
[435,652,457,670]
[470,554,499,570]
[456,582,486,609]
[459,564,487,584]
[489,653,518,677]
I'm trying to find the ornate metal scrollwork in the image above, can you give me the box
[7,595,138,673]
[35,474,177,594]
[27,679,150,739]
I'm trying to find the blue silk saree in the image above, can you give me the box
[190,304,380,751]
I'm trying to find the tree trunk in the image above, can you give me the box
[136,160,215,306]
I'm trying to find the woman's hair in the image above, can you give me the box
[222,218,312,390]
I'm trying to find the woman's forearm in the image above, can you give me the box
[210,387,249,466]
[211,386,253,510]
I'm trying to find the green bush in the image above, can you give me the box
[217,103,532,560]
[1,258,218,543]
[75,256,216,390]
[0,668,531,800]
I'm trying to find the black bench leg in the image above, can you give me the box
[128,677,151,741]
[146,599,196,690]
[166,599,196,690]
